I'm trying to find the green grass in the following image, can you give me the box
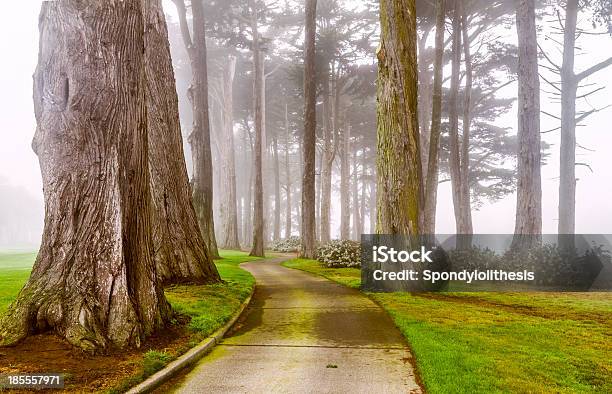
[283,258,612,394]
[0,251,37,315]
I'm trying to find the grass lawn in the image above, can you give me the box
[0,249,261,392]
[284,258,612,394]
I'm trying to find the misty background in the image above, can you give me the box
[1,1,611,249]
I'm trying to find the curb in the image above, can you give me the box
[125,290,254,394]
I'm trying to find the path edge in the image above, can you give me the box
[125,289,254,394]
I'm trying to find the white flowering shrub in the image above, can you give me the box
[271,236,301,252]
[317,240,361,268]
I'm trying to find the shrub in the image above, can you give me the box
[142,350,173,378]
[317,240,361,268]
[271,236,301,252]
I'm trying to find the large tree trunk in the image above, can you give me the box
[242,129,254,247]
[249,1,265,257]
[320,70,335,244]
[173,0,219,258]
[284,104,293,239]
[448,0,464,234]
[0,0,171,352]
[146,0,220,284]
[219,56,241,250]
[423,0,445,235]
[340,124,351,239]
[460,4,474,234]
[513,0,542,246]
[376,0,422,235]
[558,0,578,235]
[301,0,318,258]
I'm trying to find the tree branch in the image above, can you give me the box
[576,56,612,81]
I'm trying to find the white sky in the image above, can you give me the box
[0,2,611,239]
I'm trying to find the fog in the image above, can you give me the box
[1,1,611,249]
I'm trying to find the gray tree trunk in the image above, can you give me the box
[513,0,542,246]
[460,5,474,234]
[423,0,445,235]
[340,124,351,239]
[272,134,281,241]
[284,104,293,238]
[1,0,172,352]
[301,0,318,258]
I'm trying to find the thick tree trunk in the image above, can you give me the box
[460,5,474,234]
[376,0,422,235]
[146,0,220,284]
[1,0,171,352]
[423,0,445,235]
[340,124,351,239]
[219,56,241,250]
[513,0,542,247]
[558,0,578,235]
[249,2,265,257]
[242,129,254,247]
[448,0,464,234]
[301,0,318,258]
[173,0,219,258]
[284,104,293,238]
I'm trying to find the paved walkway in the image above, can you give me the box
[174,257,421,394]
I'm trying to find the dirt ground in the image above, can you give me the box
[0,317,193,393]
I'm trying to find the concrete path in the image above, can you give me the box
[174,257,421,394]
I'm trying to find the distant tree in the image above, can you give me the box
[376,0,422,235]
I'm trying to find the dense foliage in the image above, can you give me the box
[317,240,361,268]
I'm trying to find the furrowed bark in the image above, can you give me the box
[513,0,542,248]
[1,0,171,352]
[301,0,318,258]
[145,0,220,284]
[376,0,423,235]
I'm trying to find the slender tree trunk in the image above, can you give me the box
[173,0,219,258]
[558,0,578,235]
[359,153,367,236]
[272,134,281,241]
[424,0,445,235]
[448,0,463,234]
[1,0,171,351]
[243,129,254,247]
[284,104,293,238]
[460,5,473,234]
[249,5,265,257]
[352,148,361,240]
[418,27,433,175]
[513,0,542,247]
[320,70,334,244]
[376,0,422,235]
[146,0,220,284]
[340,124,351,239]
[301,0,318,258]
[369,172,377,233]
[220,56,241,250]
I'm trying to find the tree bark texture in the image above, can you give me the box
[352,149,361,240]
[1,0,171,352]
[173,0,219,257]
[459,4,474,234]
[219,56,241,250]
[513,0,542,244]
[423,0,445,235]
[145,0,220,284]
[249,2,265,257]
[320,70,336,244]
[272,134,281,241]
[376,0,423,235]
[301,0,318,258]
[284,104,293,238]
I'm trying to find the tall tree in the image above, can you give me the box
[340,123,351,239]
[172,0,219,258]
[423,0,445,234]
[513,0,542,245]
[249,0,266,257]
[376,0,423,234]
[147,0,220,283]
[0,0,172,351]
[301,0,318,258]
[219,55,241,249]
